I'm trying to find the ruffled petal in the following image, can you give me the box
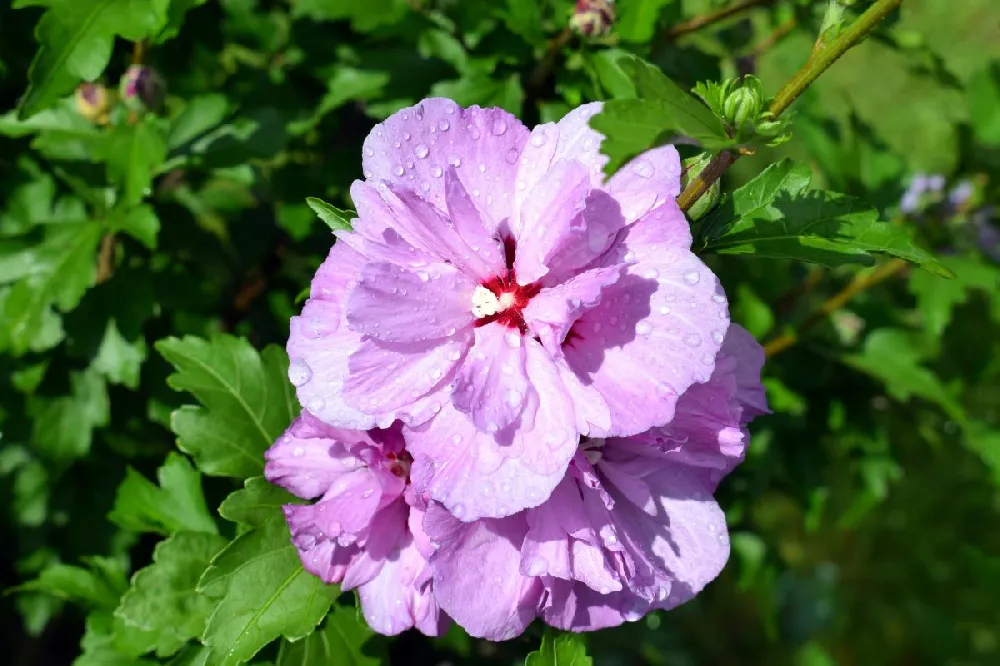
[346,261,476,344]
[344,335,470,424]
[424,504,541,640]
[288,243,375,429]
[721,324,770,418]
[444,168,506,280]
[452,322,530,434]
[361,98,530,231]
[265,413,372,499]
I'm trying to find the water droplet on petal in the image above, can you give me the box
[445,326,457,336]
[711,329,725,344]
[467,123,481,139]
[505,147,519,164]
[623,250,637,264]
[431,166,443,178]
[643,268,659,279]
[438,119,450,131]
[683,270,701,285]
[288,359,312,386]
[659,305,672,315]
[505,331,522,348]
[712,292,726,304]
[393,165,404,176]
[530,132,546,147]
[492,118,508,135]
[307,396,325,413]
[414,144,429,159]
[505,389,522,408]
[292,446,305,457]
[635,321,652,335]
[684,333,702,347]
[448,155,461,167]
[633,159,654,179]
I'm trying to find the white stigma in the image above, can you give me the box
[472,286,516,318]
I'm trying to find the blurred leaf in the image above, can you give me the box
[501,0,544,46]
[276,604,388,666]
[967,63,1000,147]
[108,452,218,535]
[197,514,334,666]
[305,197,353,232]
[431,73,524,116]
[699,160,951,276]
[27,368,109,463]
[17,0,171,118]
[156,335,299,479]
[112,531,227,658]
[105,120,168,208]
[590,55,730,175]
[908,255,1000,339]
[616,0,674,43]
[76,611,157,666]
[110,205,160,249]
[18,557,126,610]
[292,0,409,31]
[525,631,592,666]
[843,328,965,422]
[92,319,146,388]
[0,221,102,355]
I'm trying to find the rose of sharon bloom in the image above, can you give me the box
[421,325,766,639]
[264,413,447,636]
[288,98,729,521]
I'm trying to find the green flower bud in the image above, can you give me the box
[722,77,764,132]
[681,153,721,221]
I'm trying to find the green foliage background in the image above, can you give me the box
[1,0,999,664]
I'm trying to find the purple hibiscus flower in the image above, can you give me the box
[288,98,729,521]
[420,325,767,638]
[264,413,448,637]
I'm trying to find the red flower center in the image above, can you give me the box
[474,236,540,332]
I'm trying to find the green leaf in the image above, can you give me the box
[17,0,171,118]
[431,73,524,116]
[699,160,951,277]
[590,55,730,175]
[305,198,353,232]
[616,0,674,43]
[525,631,593,666]
[156,335,298,479]
[198,515,334,666]
[106,120,168,207]
[0,221,102,355]
[908,256,1000,339]
[166,94,230,152]
[501,0,544,46]
[108,453,218,536]
[276,604,388,666]
[76,611,158,666]
[27,368,109,463]
[292,0,409,31]
[967,63,1000,147]
[843,329,965,423]
[113,531,227,658]
[219,477,300,529]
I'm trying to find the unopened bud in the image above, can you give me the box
[119,65,166,112]
[75,83,112,124]
[681,153,721,221]
[570,0,616,37]
[722,77,764,131]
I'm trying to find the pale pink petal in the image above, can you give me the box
[361,98,530,231]
[444,168,505,279]
[341,498,409,590]
[265,413,372,499]
[288,243,375,429]
[514,162,624,285]
[407,341,577,520]
[522,265,623,357]
[423,504,541,640]
[358,534,446,636]
[521,478,621,594]
[344,335,470,422]
[452,322,530,433]
[606,147,683,225]
[311,467,381,536]
[563,212,729,436]
[346,261,476,344]
[348,181,438,268]
[554,359,612,435]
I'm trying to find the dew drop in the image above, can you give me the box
[414,144,429,159]
[292,446,305,458]
[623,250,637,263]
[307,395,325,413]
[481,482,494,496]
[530,132,547,147]
[445,326,457,336]
[711,329,725,344]
[643,268,659,279]
[438,119,450,131]
[635,321,653,335]
[467,123,481,139]
[492,118,508,135]
[712,292,726,304]
[486,422,500,434]
[683,270,701,285]
[288,359,313,386]
[431,166,443,178]
[684,333,702,347]
[448,155,461,167]
[505,147,519,164]
[659,305,672,315]
[633,159,654,179]
[505,331,522,348]
[393,165,404,176]
[505,389,522,408]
